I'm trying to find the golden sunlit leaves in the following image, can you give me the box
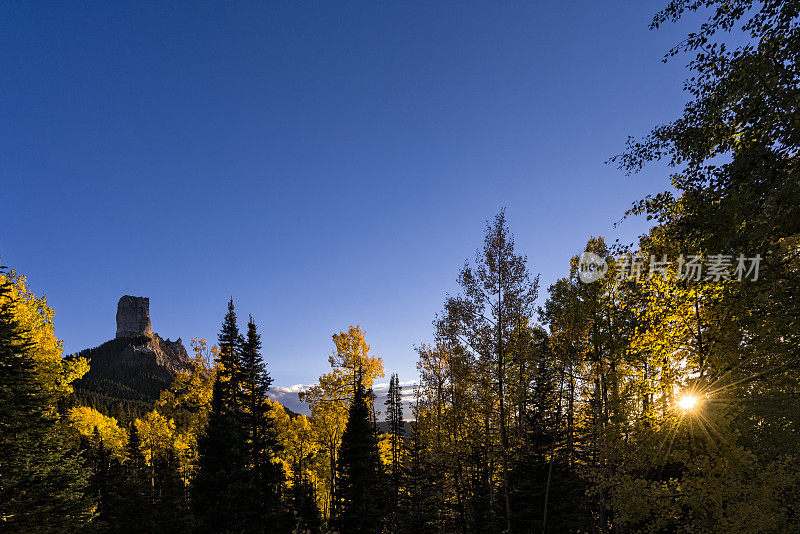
[300,325,385,519]
[0,268,88,402]
[68,406,128,457]
[136,410,183,465]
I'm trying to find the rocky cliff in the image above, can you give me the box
[114,296,189,372]
[70,296,190,421]
[116,295,153,338]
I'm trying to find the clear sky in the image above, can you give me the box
[1,1,698,393]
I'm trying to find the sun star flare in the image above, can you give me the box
[678,395,699,411]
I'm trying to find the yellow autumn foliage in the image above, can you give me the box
[68,406,128,456]
[155,337,216,470]
[136,410,189,465]
[299,325,386,520]
[0,266,88,402]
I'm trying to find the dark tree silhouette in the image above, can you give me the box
[336,369,387,534]
[0,275,93,532]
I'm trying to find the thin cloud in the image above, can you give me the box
[269,381,419,419]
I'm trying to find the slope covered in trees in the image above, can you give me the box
[68,336,175,422]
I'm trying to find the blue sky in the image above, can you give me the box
[1,1,698,392]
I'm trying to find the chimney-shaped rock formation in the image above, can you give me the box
[116,295,153,338]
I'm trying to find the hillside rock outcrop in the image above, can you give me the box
[113,295,188,372]
[116,295,152,338]
[69,295,191,421]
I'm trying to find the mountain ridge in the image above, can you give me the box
[67,296,190,422]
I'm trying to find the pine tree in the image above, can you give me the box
[291,469,321,534]
[99,424,153,533]
[301,325,385,524]
[240,315,287,529]
[217,298,245,411]
[397,420,437,534]
[509,343,590,533]
[336,369,386,534]
[0,275,93,532]
[84,428,113,529]
[192,299,252,532]
[151,448,191,532]
[384,373,405,528]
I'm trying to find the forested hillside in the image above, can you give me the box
[68,336,176,422]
